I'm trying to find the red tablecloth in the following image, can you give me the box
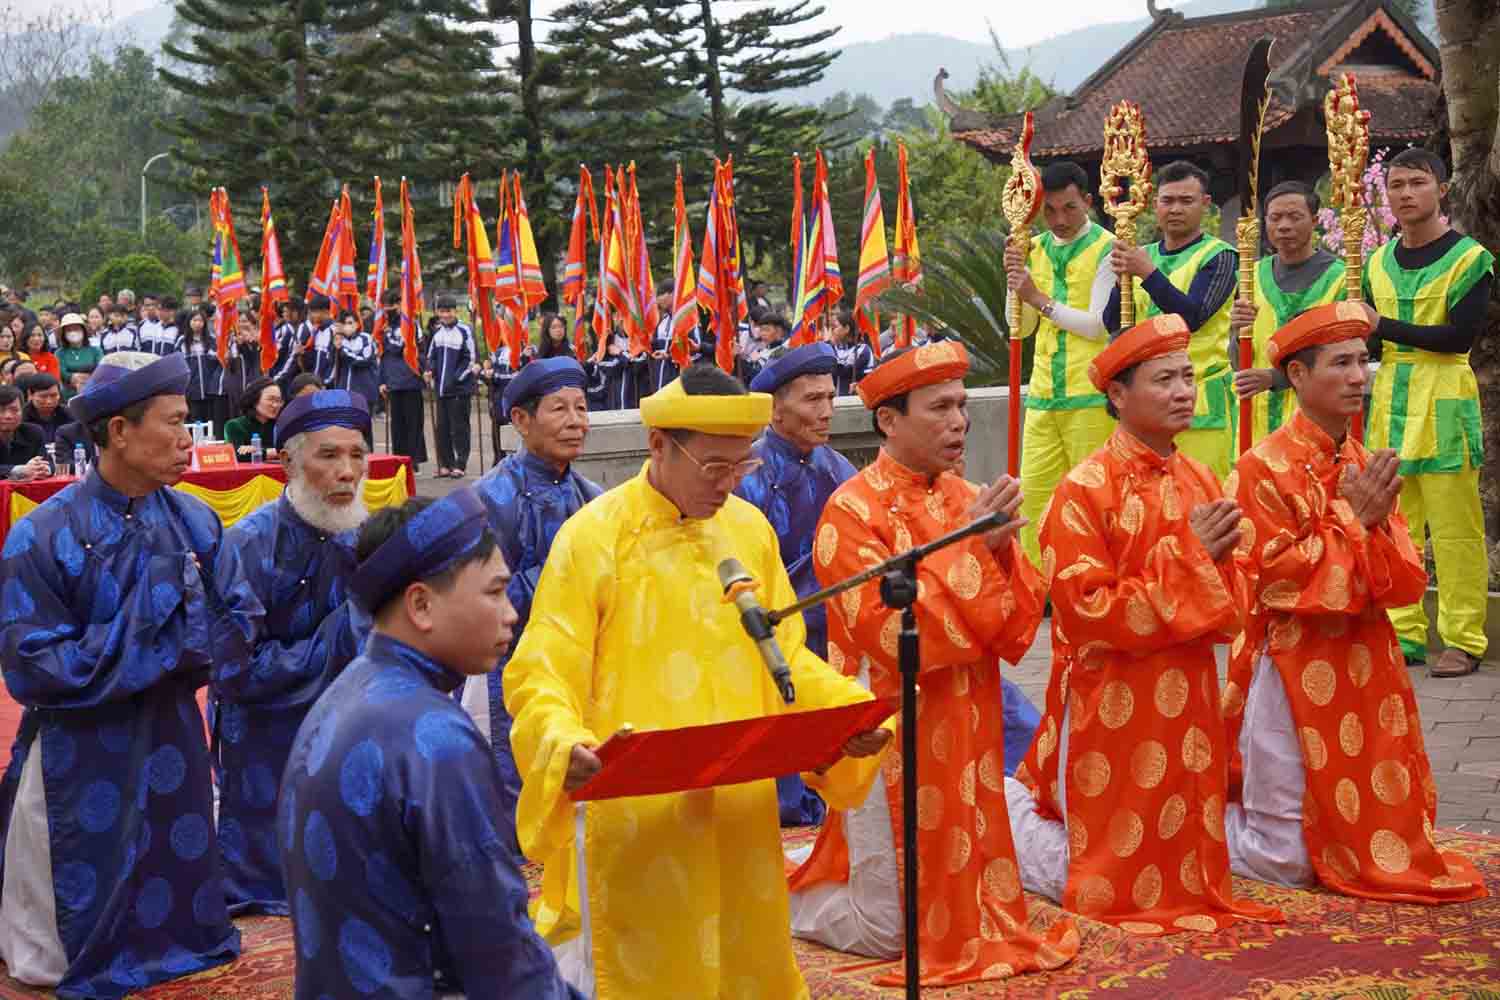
[0,455,414,550]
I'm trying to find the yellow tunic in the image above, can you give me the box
[506,464,886,1000]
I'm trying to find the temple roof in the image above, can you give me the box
[945,0,1439,163]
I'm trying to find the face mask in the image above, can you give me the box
[65,331,83,346]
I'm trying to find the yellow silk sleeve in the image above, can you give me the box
[503,516,603,862]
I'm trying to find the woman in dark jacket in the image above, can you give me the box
[178,307,227,434]
[376,290,427,467]
[223,377,284,460]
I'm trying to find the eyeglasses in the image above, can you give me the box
[668,435,763,482]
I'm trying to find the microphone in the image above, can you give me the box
[717,558,796,705]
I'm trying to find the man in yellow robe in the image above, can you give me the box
[505,363,893,999]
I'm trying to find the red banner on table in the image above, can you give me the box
[571,696,898,802]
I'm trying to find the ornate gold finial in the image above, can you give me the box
[1324,72,1371,303]
[1100,100,1153,328]
[1001,111,1043,333]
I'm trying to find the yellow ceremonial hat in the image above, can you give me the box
[1267,301,1372,367]
[1087,315,1191,392]
[855,340,970,409]
[639,376,772,438]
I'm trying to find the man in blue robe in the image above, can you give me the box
[462,357,601,859]
[0,352,249,998]
[280,489,579,1000]
[211,389,373,915]
[736,343,857,825]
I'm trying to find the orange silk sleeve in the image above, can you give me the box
[1042,477,1240,654]
[813,493,1043,670]
[1232,451,1427,617]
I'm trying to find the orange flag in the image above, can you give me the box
[855,150,891,357]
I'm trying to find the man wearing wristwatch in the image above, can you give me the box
[1003,161,1117,565]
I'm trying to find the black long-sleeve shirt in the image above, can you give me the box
[1103,232,1239,334]
[1367,229,1494,355]
[0,422,45,477]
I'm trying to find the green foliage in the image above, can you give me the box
[81,254,184,307]
[877,228,1032,388]
[0,171,61,283]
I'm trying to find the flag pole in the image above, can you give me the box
[1325,73,1371,444]
[1000,112,1042,479]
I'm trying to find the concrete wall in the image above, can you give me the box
[501,385,1023,488]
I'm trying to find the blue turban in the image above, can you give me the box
[502,357,588,416]
[748,342,837,394]
[351,486,490,613]
[68,352,191,425]
[274,389,372,448]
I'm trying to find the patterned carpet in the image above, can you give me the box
[2,832,1497,998]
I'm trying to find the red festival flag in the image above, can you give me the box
[591,166,617,358]
[306,198,342,305]
[669,164,698,368]
[891,141,923,347]
[336,186,359,313]
[257,187,288,371]
[562,166,598,361]
[452,173,502,352]
[855,149,891,356]
[209,188,246,362]
[398,178,425,372]
[367,177,389,340]
[625,163,658,355]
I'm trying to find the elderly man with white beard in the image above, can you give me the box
[211,389,374,915]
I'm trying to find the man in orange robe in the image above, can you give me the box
[1222,302,1486,903]
[787,341,1079,986]
[1006,316,1283,935]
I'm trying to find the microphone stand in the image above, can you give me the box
[769,510,1006,1000]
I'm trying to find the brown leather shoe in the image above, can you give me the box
[1430,647,1481,678]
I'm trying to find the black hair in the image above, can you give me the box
[1156,160,1211,194]
[758,314,791,337]
[183,285,202,297]
[435,294,458,310]
[382,289,401,307]
[510,396,545,422]
[1278,344,1325,378]
[87,397,152,450]
[866,346,918,438]
[680,363,747,396]
[19,373,58,395]
[0,385,21,409]
[537,312,569,358]
[159,296,178,313]
[107,301,129,315]
[355,498,500,613]
[284,298,304,315]
[239,376,276,417]
[141,293,159,303]
[288,373,325,397]
[1264,180,1320,217]
[1389,147,1448,184]
[1103,363,1139,420]
[1041,161,1089,195]
[337,309,360,324]
[835,306,854,332]
[307,294,332,312]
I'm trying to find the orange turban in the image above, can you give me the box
[855,340,970,409]
[1087,314,1191,391]
[1267,301,1372,367]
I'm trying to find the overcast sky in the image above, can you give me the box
[19,0,1171,50]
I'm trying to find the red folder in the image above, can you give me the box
[571,697,899,802]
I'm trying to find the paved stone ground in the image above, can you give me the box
[381,406,1500,836]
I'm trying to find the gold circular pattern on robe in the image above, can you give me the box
[1125,594,1158,636]
[1371,759,1411,806]
[1261,578,1301,610]
[1041,545,1057,582]
[1300,727,1328,771]
[1061,499,1092,537]
[879,612,900,658]
[945,552,984,601]
[983,857,1022,904]
[1221,681,1245,719]
[1202,794,1225,842]
[1180,848,1204,894]
[1119,492,1146,536]
[975,806,988,840]
[924,492,948,525]
[1036,717,1057,765]
[927,898,952,940]
[1072,751,1112,798]
[1074,874,1115,915]
[1298,534,1326,566]
[1132,864,1163,909]
[1320,563,1351,610]
[1339,713,1364,757]
[1067,813,1089,855]
[1159,477,1182,521]
[1108,809,1145,858]
[835,492,871,521]
[1158,794,1187,840]
[1120,921,1164,936]
[815,521,839,567]
[1300,659,1337,707]
[1181,726,1213,773]
[980,963,1016,979]
[1322,843,1360,882]
[1154,669,1189,719]
[916,784,945,831]
[1347,643,1373,688]
[1174,914,1219,932]
[1069,460,1108,489]
[1268,617,1303,653]
[1370,829,1411,874]
[979,749,1004,794]
[1378,693,1408,736]
[839,586,862,626]
[1131,740,1168,789]
[893,520,913,554]
[959,761,977,807]
[931,718,953,765]
[1098,680,1136,729]
[947,827,973,874]
[1335,778,1361,824]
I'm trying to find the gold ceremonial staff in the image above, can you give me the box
[1001,111,1042,479]
[1101,102,1152,329]
[1324,72,1372,441]
[1236,39,1274,456]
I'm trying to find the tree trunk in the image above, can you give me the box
[699,0,729,156]
[1435,0,1500,547]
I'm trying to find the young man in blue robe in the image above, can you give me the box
[280,489,579,1000]
[462,356,602,860]
[0,352,251,998]
[211,389,373,915]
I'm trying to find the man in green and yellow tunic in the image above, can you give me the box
[1360,148,1495,678]
[1229,181,1346,444]
[1105,161,1240,480]
[1004,161,1117,563]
